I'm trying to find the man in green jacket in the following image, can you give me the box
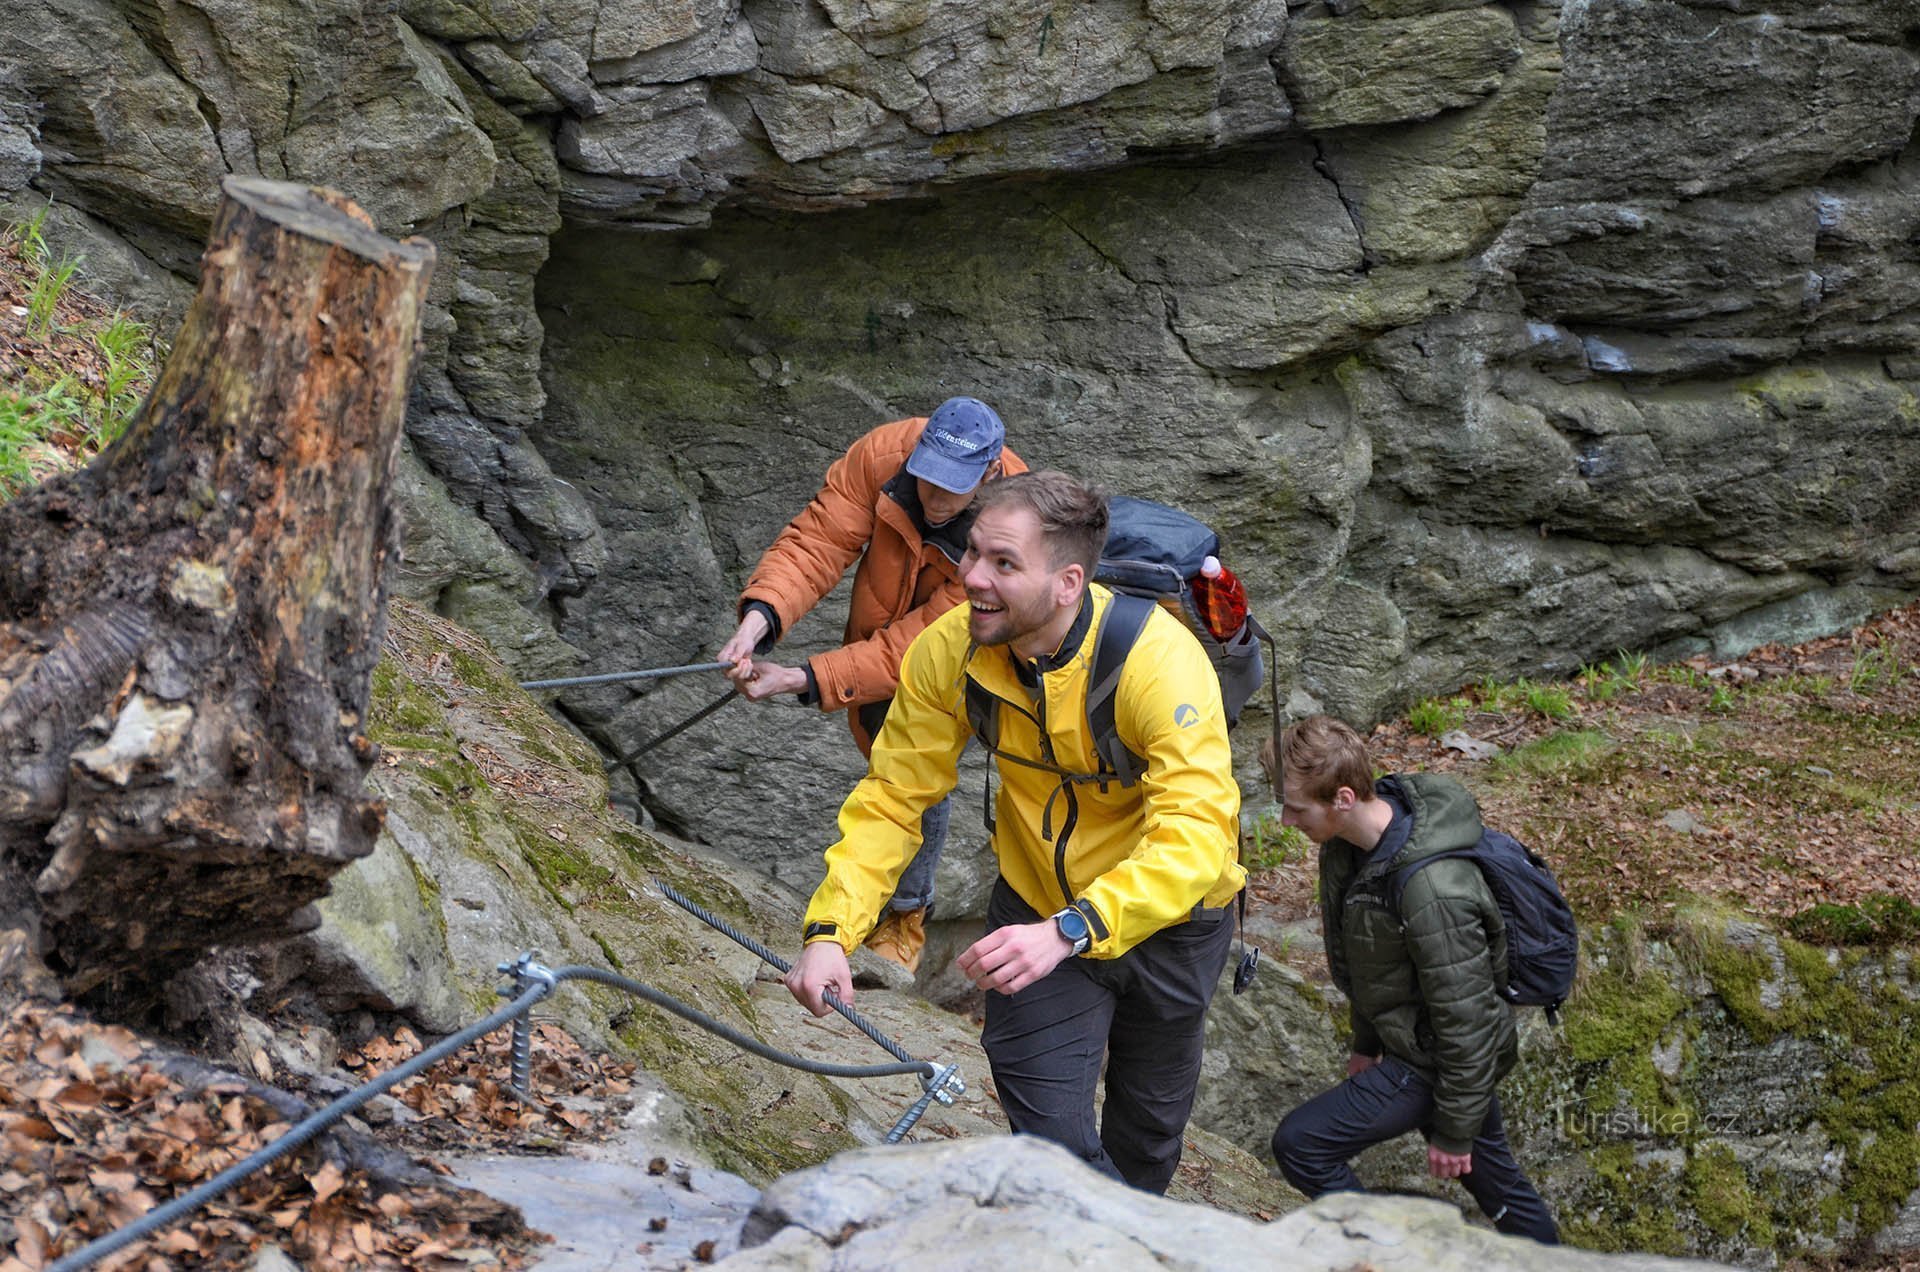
[1268,714,1558,1243]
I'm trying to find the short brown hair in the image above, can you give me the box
[972,471,1109,573]
[1278,715,1376,804]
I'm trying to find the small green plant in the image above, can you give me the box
[1580,661,1620,702]
[1614,649,1650,685]
[1849,644,1904,696]
[0,377,85,495]
[1473,673,1580,721]
[92,312,154,421]
[1706,684,1737,713]
[1245,809,1309,871]
[1518,678,1576,721]
[1776,671,1836,699]
[1407,695,1468,737]
[25,250,81,337]
[9,203,82,338]
[0,219,159,502]
[1653,663,1711,691]
[4,201,51,259]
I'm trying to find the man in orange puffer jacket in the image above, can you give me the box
[718,398,1027,972]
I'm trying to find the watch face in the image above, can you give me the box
[1056,909,1090,943]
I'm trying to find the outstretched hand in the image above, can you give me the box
[956,921,1073,996]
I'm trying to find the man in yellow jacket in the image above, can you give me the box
[787,471,1245,1193]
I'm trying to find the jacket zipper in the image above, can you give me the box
[1030,682,1079,906]
[972,671,1080,909]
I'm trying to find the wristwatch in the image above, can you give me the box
[1051,906,1092,956]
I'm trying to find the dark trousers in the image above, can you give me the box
[1271,1056,1559,1243]
[981,878,1234,1195]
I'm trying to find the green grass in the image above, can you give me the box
[1493,728,1615,775]
[1477,674,1577,721]
[0,375,84,495]
[8,203,80,339]
[1,205,160,501]
[8,201,50,268]
[25,251,80,339]
[1849,644,1906,696]
[1407,694,1468,736]
[1244,809,1309,870]
[1579,661,1621,702]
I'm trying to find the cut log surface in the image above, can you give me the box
[0,177,434,998]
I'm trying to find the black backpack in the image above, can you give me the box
[1387,830,1579,1023]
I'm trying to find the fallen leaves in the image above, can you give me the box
[0,1000,540,1271]
[338,1022,637,1156]
[1351,601,1920,926]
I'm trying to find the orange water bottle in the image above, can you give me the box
[1191,555,1248,641]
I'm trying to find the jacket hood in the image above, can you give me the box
[1354,772,1485,885]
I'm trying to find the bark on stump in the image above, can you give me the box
[0,177,434,1000]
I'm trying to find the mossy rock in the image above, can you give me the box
[1519,910,1920,1262]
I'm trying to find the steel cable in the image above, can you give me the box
[518,660,731,690]
[47,979,557,1272]
[48,957,946,1271]
[653,880,917,1065]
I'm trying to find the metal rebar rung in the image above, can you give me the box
[498,953,556,1097]
[885,1064,964,1144]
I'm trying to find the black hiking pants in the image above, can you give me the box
[1271,1055,1560,1243]
[980,878,1234,1195]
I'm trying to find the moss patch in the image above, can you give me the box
[1493,728,1615,776]
[369,657,454,746]
[1563,1144,1689,1255]
[1641,916,1920,1249]
[1562,923,1692,1132]
[1684,1143,1775,1247]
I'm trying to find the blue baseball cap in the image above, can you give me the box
[906,397,1006,493]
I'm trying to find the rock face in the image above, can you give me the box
[1193,912,1920,1267]
[5,1,1919,881]
[281,619,1916,1266]
[6,6,1920,1260]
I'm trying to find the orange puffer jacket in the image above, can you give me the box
[739,416,1027,755]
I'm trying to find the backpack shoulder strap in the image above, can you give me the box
[1385,846,1477,914]
[1086,592,1155,790]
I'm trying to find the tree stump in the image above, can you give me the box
[0,177,434,1001]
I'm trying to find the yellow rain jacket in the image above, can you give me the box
[801,585,1245,959]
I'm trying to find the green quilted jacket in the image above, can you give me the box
[1319,773,1515,1153]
